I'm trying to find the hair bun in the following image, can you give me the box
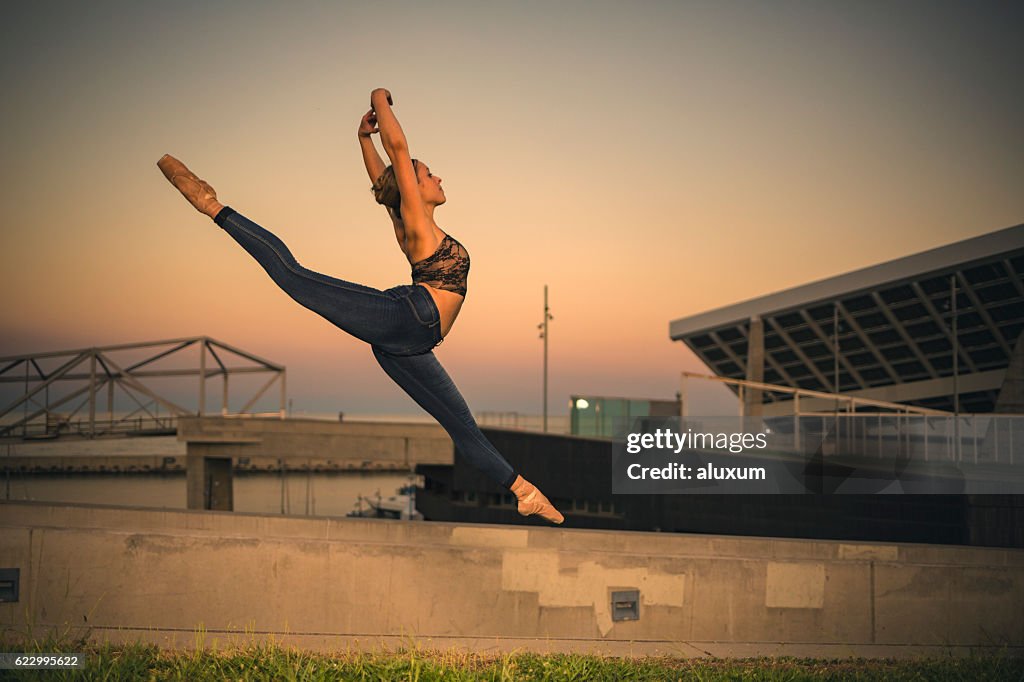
[371,160,421,218]
[371,166,401,210]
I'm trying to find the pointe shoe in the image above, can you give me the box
[157,154,224,218]
[510,475,564,524]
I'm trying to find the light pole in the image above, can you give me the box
[951,275,960,460]
[538,285,553,432]
[833,304,841,452]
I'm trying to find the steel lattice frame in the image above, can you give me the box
[0,336,286,437]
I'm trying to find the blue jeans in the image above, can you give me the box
[214,207,518,489]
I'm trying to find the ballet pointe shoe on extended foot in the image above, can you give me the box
[157,154,224,218]
[511,475,564,524]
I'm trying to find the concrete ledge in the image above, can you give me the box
[2,501,1020,567]
[178,416,454,469]
[1,501,1022,658]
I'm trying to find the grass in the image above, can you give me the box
[1,635,1022,681]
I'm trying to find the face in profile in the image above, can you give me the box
[416,162,446,206]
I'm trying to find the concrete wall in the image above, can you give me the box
[1,501,1022,658]
[0,436,186,473]
[0,418,454,473]
[178,416,453,470]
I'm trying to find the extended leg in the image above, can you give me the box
[211,207,394,346]
[157,154,399,347]
[372,346,564,524]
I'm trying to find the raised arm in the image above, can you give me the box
[358,107,406,247]
[357,109,387,183]
[370,89,429,240]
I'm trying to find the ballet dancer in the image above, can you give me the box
[157,87,563,524]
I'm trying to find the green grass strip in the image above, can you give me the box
[1,636,1021,681]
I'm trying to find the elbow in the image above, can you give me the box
[382,136,409,157]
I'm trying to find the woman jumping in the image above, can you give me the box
[157,87,563,524]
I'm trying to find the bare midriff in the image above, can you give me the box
[418,284,464,337]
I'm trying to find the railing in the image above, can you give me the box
[677,370,1022,464]
[2,415,180,439]
[476,412,571,434]
[764,413,1021,465]
[2,410,296,440]
[680,370,949,417]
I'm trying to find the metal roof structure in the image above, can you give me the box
[669,223,1024,414]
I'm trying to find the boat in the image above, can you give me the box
[346,485,423,520]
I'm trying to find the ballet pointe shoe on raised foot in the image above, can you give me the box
[157,154,224,218]
[510,475,564,525]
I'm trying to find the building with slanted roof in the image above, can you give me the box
[669,223,1024,416]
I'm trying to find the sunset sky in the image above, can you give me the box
[2,1,1022,418]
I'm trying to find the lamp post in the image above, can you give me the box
[538,285,553,432]
[833,304,841,394]
[833,304,841,452]
[951,275,960,460]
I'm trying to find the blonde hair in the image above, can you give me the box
[372,159,419,218]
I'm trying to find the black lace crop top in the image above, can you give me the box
[411,234,470,297]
